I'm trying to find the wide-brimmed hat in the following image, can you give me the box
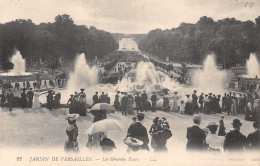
[100,138,116,149]
[123,137,143,147]
[174,91,178,94]
[193,114,201,121]
[80,88,85,91]
[70,94,74,97]
[207,122,219,127]
[65,114,80,121]
[232,119,242,126]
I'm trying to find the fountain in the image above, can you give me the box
[0,50,32,76]
[66,53,99,94]
[246,53,260,78]
[192,54,226,94]
[116,61,179,95]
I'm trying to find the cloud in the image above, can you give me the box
[0,0,259,33]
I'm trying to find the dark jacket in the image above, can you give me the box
[27,91,34,100]
[92,94,99,104]
[246,130,260,150]
[186,125,206,151]
[127,121,149,150]
[151,94,157,102]
[223,129,246,152]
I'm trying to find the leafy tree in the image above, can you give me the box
[1,61,14,80]
[47,59,61,75]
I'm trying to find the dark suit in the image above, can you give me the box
[186,125,206,151]
[127,121,149,151]
[121,96,128,115]
[246,130,260,150]
[223,130,246,152]
[27,91,34,108]
[92,94,99,105]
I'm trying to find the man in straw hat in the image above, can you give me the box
[245,121,260,150]
[64,114,80,152]
[223,119,246,152]
[186,114,207,151]
[126,113,149,151]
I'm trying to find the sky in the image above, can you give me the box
[0,0,259,34]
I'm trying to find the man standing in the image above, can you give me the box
[99,92,106,103]
[121,92,128,116]
[135,93,142,113]
[27,88,34,108]
[126,113,149,151]
[6,90,14,111]
[141,90,148,112]
[223,119,246,152]
[0,90,6,108]
[151,92,157,112]
[245,121,260,151]
[186,115,206,151]
[222,93,227,112]
[192,90,199,114]
[226,94,233,115]
[92,92,99,105]
[198,93,204,113]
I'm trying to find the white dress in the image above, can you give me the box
[32,92,41,109]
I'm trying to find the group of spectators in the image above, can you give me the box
[187,114,260,153]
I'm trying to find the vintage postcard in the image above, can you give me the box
[0,0,259,165]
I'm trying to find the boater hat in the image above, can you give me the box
[123,137,143,147]
[207,122,219,127]
[65,114,80,121]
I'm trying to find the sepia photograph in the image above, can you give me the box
[0,0,259,165]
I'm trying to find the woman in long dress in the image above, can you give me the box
[64,114,80,152]
[20,88,28,108]
[126,95,135,115]
[231,94,238,116]
[162,92,170,112]
[171,92,181,112]
[184,95,193,115]
[32,89,41,109]
[114,91,120,111]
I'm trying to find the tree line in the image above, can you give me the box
[0,14,119,65]
[138,16,260,68]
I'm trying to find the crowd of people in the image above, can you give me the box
[64,110,259,154]
[64,112,173,153]
[0,88,41,111]
[67,89,88,116]
[186,114,260,153]
[229,79,259,93]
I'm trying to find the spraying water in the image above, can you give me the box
[6,50,32,76]
[66,53,99,94]
[193,54,226,94]
[246,53,260,78]
[116,61,179,95]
